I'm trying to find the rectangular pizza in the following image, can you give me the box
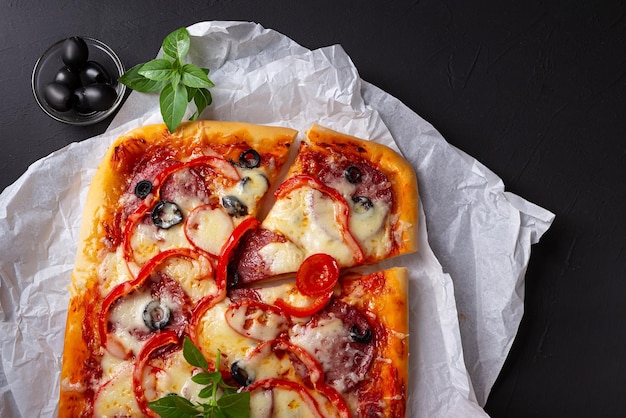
[59,120,417,417]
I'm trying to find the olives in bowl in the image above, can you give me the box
[32,36,126,125]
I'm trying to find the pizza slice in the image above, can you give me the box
[195,264,409,418]
[59,121,297,416]
[231,124,419,285]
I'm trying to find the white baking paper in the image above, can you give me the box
[0,21,554,417]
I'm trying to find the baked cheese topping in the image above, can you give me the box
[196,299,258,360]
[93,362,140,416]
[262,188,355,265]
[257,241,305,275]
[261,185,391,268]
[185,205,234,255]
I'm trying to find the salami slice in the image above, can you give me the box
[290,298,375,393]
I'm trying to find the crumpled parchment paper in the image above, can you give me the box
[0,21,554,417]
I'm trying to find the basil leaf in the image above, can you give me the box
[170,70,182,89]
[163,27,190,60]
[160,81,188,133]
[148,394,199,417]
[186,86,197,103]
[181,64,215,88]
[182,337,208,370]
[118,63,166,93]
[198,384,215,400]
[218,391,251,418]
[213,408,228,418]
[138,59,176,81]
[191,88,212,120]
[191,371,220,385]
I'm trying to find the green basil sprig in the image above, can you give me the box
[119,27,215,133]
[148,337,250,418]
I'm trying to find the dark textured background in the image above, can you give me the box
[2,1,626,416]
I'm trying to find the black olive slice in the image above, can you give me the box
[239,149,261,169]
[352,196,374,213]
[222,195,248,217]
[230,361,253,386]
[134,180,153,199]
[143,300,171,331]
[152,201,183,229]
[349,324,372,343]
[344,166,362,184]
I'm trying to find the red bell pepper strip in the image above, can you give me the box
[274,289,332,318]
[273,174,365,264]
[270,339,325,386]
[188,217,260,345]
[215,217,260,290]
[315,382,352,418]
[132,330,180,417]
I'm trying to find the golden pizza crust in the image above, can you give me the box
[340,267,409,416]
[305,124,418,255]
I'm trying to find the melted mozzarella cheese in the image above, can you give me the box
[262,188,354,265]
[154,350,204,403]
[185,206,234,255]
[97,246,133,296]
[158,252,217,302]
[348,199,390,247]
[226,301,289,341]
[108,291,155,355]
[237,341,295,384]
[249,389,273,418]
[270,388,318,417]
[196,299,257,361]
[130,222,191,265]
[93,362,141,417]
[262,184,394,268]
[290,316,345,371]
[225,170,270,216]
[257,241,304,275]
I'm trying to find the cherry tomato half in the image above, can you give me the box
[296,253,340,297]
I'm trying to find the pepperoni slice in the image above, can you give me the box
[229,228,287,285]
[290,299,375,393]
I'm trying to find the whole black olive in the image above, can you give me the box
[349,325,372,343]
[53,67,81,90]
[238,149,261,169]
[62,36,89,71]
[344,166,362,184]
[222,195,248,217]
[142,300,171,331]
[80,61,112,85]
[151,201,183,229]
[74,84,118,113]
[230,361,253,386]
[43,82,75,112]
[352,196,374,214]
[134,180,153,199]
